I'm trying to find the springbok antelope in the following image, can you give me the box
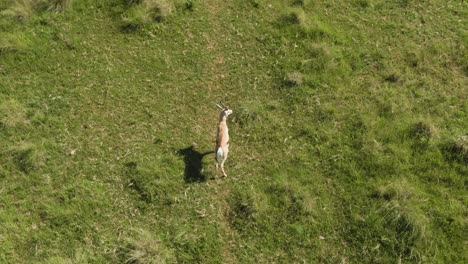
[215,103,233,177]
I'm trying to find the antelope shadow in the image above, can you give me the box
[178,146,214,183]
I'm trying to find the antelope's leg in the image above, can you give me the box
[221,158,227,177]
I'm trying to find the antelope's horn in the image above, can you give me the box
[220,102,228,109]
[216,104,224,109]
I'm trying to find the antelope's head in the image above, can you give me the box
[216,103,233,117]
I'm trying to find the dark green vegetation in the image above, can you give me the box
[0,0,467,262]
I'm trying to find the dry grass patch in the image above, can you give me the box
[0,99,29,128]
[1,0,72,21]
[121,229,176,264]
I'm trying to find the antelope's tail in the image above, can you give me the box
[216,148,223,162]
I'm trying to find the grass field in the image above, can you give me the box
[0,0,467,263]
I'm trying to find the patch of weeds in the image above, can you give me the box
[123,161,174,204]
[283,71,304,87]
[397,0,411,8]
[373,179,415,202]
[303,17,340,41]
[345,114,367,149]
[0,0,35,22]
[405,51,420,68]
[121,0,174,31]
[281,7,306,26]
[44,0,74,12]
[171,227,222,263]
[121,4,148,31]
[265,183,309,221]
[175,0,194,11]
[410,121,436,142]
[355,0,370,8]
[228,190,257,232]
[119,229,176,264]
[443,136,468,163]
[303,42,333,72]
[249,0,260,8]
[53,32,76,50]
[231,106,260,128]
[291,0,310,7]
[384,73,400,83]
[144,0,173,22]
[8,142,44,173]
[303,45,350,85]
[0,32,28,54]
[0,166,10,179]
[0,99,29,128]
[0,0,72,22]
[371,179,430,261]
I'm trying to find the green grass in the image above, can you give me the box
[0,0,467,263]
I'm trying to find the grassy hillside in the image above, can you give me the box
[0,0,467,263]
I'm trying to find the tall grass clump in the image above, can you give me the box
[0,32,28,54]
[410,121,437,142]
[281,7,306,26]
[283,71,304,87]
[46,0,73,11]
[231,105,261,128]
[444,136,468,163]
[120,229,176,264]
[291,0,310,7]
[121,0,174,31]
[1,0,73,21]
[373,179,430,258]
